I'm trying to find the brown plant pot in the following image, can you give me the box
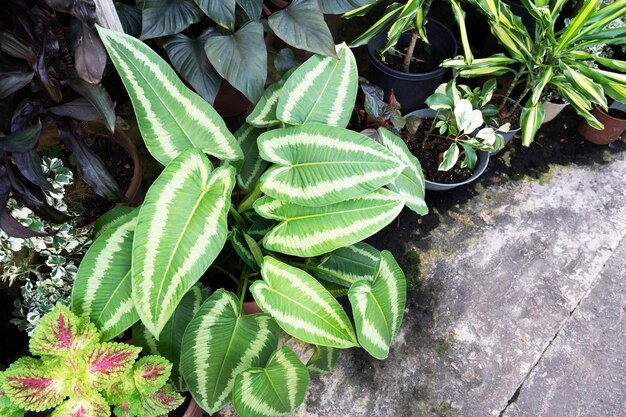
[578,104,626,145]
[243,301,263,315]
[182,398,204,417]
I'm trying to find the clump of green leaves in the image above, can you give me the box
[0,304,183,417]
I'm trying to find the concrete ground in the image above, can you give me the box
[296,113,626,416]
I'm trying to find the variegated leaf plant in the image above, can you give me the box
[70,25,426,416]
[0,304,183,417]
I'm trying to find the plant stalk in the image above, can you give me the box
[238,266,250,313]
[402,30,419,73]
[229,206,246,228]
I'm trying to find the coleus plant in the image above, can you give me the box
[69,25,428,417]
[0,0,124,238]
[0,304,183,416]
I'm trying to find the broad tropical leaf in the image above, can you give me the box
[318,0,375,14]
[205,22,267,103]
[232,347,310,417]
[313,243,380,287]
[92,206,136,239]
[276,43,357,127]
[97,26,242,166]
[378,128,428,215]
[133,284,206,392]
[257,124,404,207]
[246,82,283,127]
[307,345,340,374]
[194,0,236,30]
[268,0,336,58]
[348,251,406,359]
[72,210,139,341]
[180,290,279,414]
[251,257,358,347]
[231,123,267,191]
[2,358,67,412]
[140,0,204,39]
[132,149,235,338]
[29,304,99,357]
[254,189,404,257]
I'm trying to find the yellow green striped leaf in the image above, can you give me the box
[231,123,267,192]
[96,26,242,166]
[180,289,280,414]
[252,257,358,348]
[378,128,428,216]
[555,0,601,54]
[233,347,309,417]
[132,284,207,392]
[254,189,404,257]
[530,67,554,105]
[521,104,545,146]
[258,124,404,207]
[348,251,406,360]
[348,3,403,47]
[313,242,380,287]
[246,82,283,127]
[553,80,604,130]
[307,345,340,375]
[276,43,357,128]
[561,63,606,109]
[132,149,235,338]
[71,210,139,341]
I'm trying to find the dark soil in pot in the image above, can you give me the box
[608,108,626,119]
[493,95,522,128]
[402,119,474,184]
[380,45,442,73]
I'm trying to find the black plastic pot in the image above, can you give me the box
[367,19,457,114]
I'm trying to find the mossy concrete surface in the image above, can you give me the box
[295,117,626,416]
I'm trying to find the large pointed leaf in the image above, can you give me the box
[378,128,428,215]
[74,22,107,84]
[194,0,236,30]
[231,123,267,191]
[254,189,404,257]
[521,103,545,146]
[246,82,283,128]
[318,0,374,14]
[3,358,67,412]
[133,284,206,392]
[180,290,279,414]
[65,79,117,133]
[0,123,41,152]
[348,251,406,359]
[251,257,358,347]
[163,32,221,105]
[97,26,242,166]
[268,0,336,58]
[233,346,310,417]
[140,0,204,39]
[72,210,140,341]
[29,304,99,357]
[257,124,403,207]
[313,242,380,287]
[132,149,235,338]
[306,345,340,374]
[236,0,262,20]
[0,71,34,100]
[205,21,267,103]
[276,43,357,127]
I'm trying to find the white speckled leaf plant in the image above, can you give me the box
[69,25,429,417]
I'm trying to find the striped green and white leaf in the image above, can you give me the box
[180,289,279,414]
[254,189,404,257]
[348,251,407,360]
[520,103,545,146]
[378,128,428,215]
[233,346,310,417]
[231,123,267,192]
[246,82,283,128]
[231,226,262,271]
[132,284,207,391]
[71,209,139,341]
[132,149,235,338]
[306,345,340,375]
[276,43,357,128]
[251,257,358,348]
[313,243,380,287]
[257,124,404,207]
[92,206,136,239]
[97,26,242,166]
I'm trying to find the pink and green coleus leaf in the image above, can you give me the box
[133,356,172,396]
[3,357,68,412]
[29,304,99,358]
[0,373,26,417]
[138,384,184,417]
[83,342,141,390]
[49,392,110,417]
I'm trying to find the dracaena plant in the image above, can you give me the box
[413,80,505,171]
[118,0,373,105]
[68,25,428,417]
[0,304,183,417]
[443,0,626,145]
[0,0,125,238]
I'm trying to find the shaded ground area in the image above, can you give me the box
[295,109,626,416]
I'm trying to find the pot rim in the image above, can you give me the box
[591,103,626,123]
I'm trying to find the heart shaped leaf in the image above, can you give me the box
[140,0,204,39]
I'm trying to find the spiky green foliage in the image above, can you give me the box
[0,305,182,416]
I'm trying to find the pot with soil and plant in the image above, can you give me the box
[578,101,626,144]
[541,87,570,124]
[348,0,461,113]
[400,81,505,190]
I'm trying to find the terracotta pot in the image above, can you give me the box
[578,104,626,145]
[243,301,263,315]
[182,399,204,417]
[541,100,569,124]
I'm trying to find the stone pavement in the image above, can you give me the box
[296,131,626,417]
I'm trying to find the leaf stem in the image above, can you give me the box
[229,206,246,228]
[211,264,240,286]
[238,266,250,313]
